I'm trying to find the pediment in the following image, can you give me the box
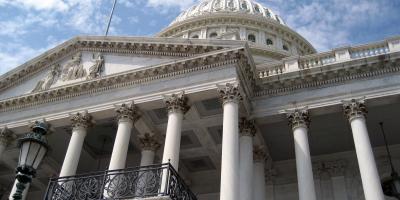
[0,36,247,101]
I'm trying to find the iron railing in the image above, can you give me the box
[44,163,197,200]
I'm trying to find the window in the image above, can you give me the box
[191,35,199,39]
[266,39,273,46]
[241,2,247,10]
[283,45,289,51]
[247,34,256,43]
[254,5,260,13]
[209,32,218,38]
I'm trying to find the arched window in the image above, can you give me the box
[248,34,256,43]
[241,2,247,10]
[283,45,289,51]
[191,35,199,39]
[254,5,260,13]
[266,39,273,46]
[209,32,218,38]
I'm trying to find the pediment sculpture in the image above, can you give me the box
[87,53,105,80]
[32,64,61,92]
[61,52,86,81]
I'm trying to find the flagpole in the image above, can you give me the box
[105,0,117,36]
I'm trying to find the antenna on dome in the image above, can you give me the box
[105,0,117,36]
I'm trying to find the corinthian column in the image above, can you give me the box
[161,92,189,170]
[139,133,161,166]
[108,103,140,170]
[218,83,242,200]
[59,112,92,177]
[343,99,384,200]
[239,118,256,200]
[253,146,267,200]
[0,127,15,160]
[287,109,316,200]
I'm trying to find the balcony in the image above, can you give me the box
[44,163,197,200]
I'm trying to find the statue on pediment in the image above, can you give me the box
[32,64,61,92]
[87,53,105,80]
[61,52,87,81]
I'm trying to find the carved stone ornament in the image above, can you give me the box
[139,133,161,151]
[287,108,310,130]
[163,91,190,114]
[32,64,61,92]
[70,112,93,129]
[239,117,256,137]
[115,103,141,123]
[217,83,243,105]
[87,53,105,80]
[61,52,87,81]
[343,99,367,122]
[314,160,347,177]
[253,146,267,162]
[0,127,15,146]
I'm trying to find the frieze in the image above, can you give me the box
[0,48,242,112]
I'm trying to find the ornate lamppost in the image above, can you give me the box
[379,122,400,199]
[12,121,49,200]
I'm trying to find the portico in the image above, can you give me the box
[0,6,398,199]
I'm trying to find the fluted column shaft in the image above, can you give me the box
[59,112,92,177]
[161,92,188,170]
[239,118,256,200]
[343,99,384,200]
[218,83,242,200]
[253,147,267,200]
[108,103,140,170]
[287,109,316,200]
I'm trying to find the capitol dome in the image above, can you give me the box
[157,0,316,57]
[170,0,286,26]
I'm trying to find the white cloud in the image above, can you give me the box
[263,0,395,51]
[0,0,69,12]
[0,39,64,75]
[146,0,197,11]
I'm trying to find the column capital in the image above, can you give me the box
[0,127,16,146]
[343,99,367,121]
[239,118,256,137]
[163,91,189,114]
[217,83,243,105]
[253,146,267,162]
[70,112,93,130]
[138,133,161,151]
[115,103,141,123]
[287,108,310,130]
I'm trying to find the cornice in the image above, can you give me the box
[0,36,245,94]
[255,53,400,97]
[0,47,244,112]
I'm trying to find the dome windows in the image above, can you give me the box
[254,5,261,13]
[209,32,218,38]
[191,35,199,39]
[283,44,289,51]
[266,38,273,46]
[248,34,256,43]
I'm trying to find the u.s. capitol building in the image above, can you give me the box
[0,0,400,200]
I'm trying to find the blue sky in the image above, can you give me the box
[0,0,399,75]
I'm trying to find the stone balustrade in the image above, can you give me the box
[258,36,400,78]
